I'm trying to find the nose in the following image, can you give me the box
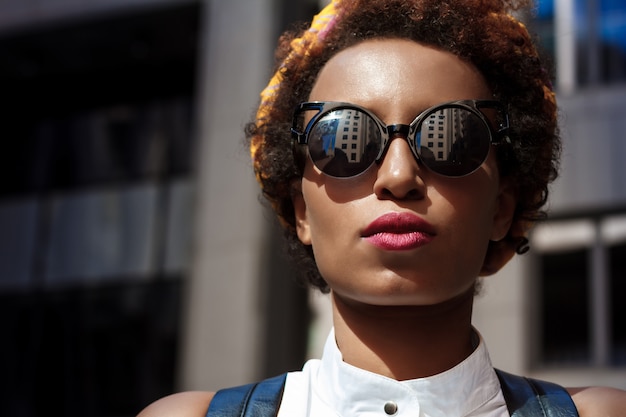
[373,136,426,200]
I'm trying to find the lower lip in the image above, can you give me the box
[364,232,433,251]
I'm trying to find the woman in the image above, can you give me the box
[139,0,626,415]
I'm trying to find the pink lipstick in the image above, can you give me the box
[362,212,435,251]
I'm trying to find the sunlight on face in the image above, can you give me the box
[293,39,515,307]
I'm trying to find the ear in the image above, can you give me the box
[291,180,312,245]
[480,180,518,276]
[489,179,517,242]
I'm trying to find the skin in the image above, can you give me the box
[293,39,515,380]
[137,38,626,417]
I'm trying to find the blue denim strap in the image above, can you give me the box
[496,369,579,417]
[206,373,287,417]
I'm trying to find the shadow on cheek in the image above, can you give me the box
[304,164,376,204]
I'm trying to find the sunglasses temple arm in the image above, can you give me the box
[475,101,510,142]
[292,102,326,144]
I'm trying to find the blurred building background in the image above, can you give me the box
[0,0,623,416]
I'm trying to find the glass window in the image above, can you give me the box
[533,213,626,368]
[532,0,626,87]
[164,180,194,275]
[45,186,158,285]
[0,280,182,416]
[598,0,626,82]
[0,199,39,288]
[0,3,199,416]
[539,248,590,364]
[609,240,626,365]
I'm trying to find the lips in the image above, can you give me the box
[362,212,435,251]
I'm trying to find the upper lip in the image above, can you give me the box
[362,212,436,237]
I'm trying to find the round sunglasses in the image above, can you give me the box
[291,100,509,178]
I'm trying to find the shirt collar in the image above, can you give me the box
[314,328,503,417]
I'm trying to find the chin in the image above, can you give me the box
[328,270,477,307]
[339,286,471,309]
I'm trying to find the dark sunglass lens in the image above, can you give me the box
[308,108,381,177]
[417,107,491,176]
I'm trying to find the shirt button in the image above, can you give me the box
[384,401,398,415]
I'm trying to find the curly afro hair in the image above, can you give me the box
[246,0,560,292]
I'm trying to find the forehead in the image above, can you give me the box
[309,38,492,121]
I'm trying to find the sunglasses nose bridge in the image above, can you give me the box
[381,123,419,162]
[386,123,410,138]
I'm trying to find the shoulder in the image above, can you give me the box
[568,386,626,416]
[137,391,215,417]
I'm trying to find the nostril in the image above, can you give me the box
[378,184,423,201]
[405,189,421,199]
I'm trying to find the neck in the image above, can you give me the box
[332,288,475,380]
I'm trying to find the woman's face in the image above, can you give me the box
[293,38,515,307]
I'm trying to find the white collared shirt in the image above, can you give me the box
[277,328,509,417]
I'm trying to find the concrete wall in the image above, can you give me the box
[178,0,275,391]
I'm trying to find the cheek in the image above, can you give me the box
[305,198,350,249]
[305,204,350,283]
[450,191,498,233]
[300,181,366,282]
[432,174,500,259]
[300,164,372,244]
[429,201,495,289]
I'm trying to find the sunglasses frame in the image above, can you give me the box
[291,99,510,178]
